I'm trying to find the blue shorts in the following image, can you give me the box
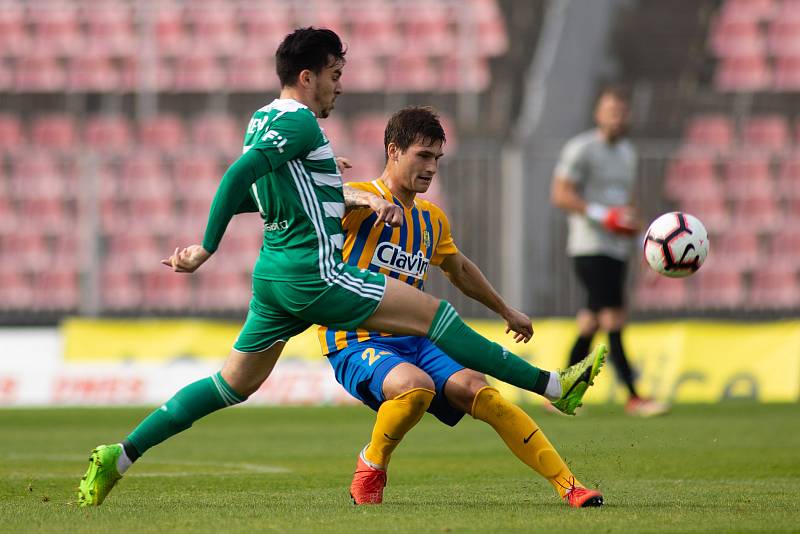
[326,336,466,426]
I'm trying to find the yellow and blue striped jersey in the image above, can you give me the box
[317,178,458,354]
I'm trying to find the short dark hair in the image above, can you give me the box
[384,106,446,157]
[596,85,630,104]
[275,27,346,87]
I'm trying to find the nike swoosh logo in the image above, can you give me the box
[563,368,592,398]
[523,429,539,444]
[384,433,400,441]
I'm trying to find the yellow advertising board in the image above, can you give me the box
[63,318,800,403]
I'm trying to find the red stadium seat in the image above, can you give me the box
[191,113,241,154]
[227,55,278,92]
[387,55,438,91]
[10,152,68,200]
[15,55,67,92]
[683,115,734,152]
[713,230,761,269]
[104,232,161,273]
[749,264,800,308]
[717,0,777,23]
[185,2,241,55]
[0,196,17,232]
[173,153,221,194]
[678,195,730,234]
[340,54,385,92]
[196,271,251,311]
[731,193,782,232]
[83,4,136,57]
[67,55,120,92]
[84,115,132,153]
[777,154,800,198]
[138,114,184,150]
[709,20,765,58]
[400,1,455,56]
[0,2,28,57]
[723,155,772,198]
[0,270,34,309]
[128,197,177,233]
[776,0,800,21]
[238,3,293,51]
[714,56,772,91]
[741,115,789,153]
[301,1,348,41]
[19,198,72,233]
[31,113,77,150]
[346,2,400,55]
[439,57,491,93]
[773,57,800,90]
[352,113,390,153]
[0,231,50,272]
[768,227,800,267]
[690,259,746,308]
[28,2,83,56]
[101,269,142,309]
[470,0,509,56]
[767,20,800,57]
[142,270,191,310]
[317,115,350,153]
[154,4,188,56]
[33,268,79,310]
[173,54,224,92]
[663,155,719,200]
[633,265,688,310]
[0,113,24,150]
[120,151,171,199]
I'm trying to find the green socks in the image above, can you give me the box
[126,372,246,458]
[427,301,550,394]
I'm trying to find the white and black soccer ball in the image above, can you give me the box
[643,212,709,278]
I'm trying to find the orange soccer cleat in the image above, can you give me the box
[560,478,604,508]
[349,452,387,505]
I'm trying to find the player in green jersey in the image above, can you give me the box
[78,28,603,507]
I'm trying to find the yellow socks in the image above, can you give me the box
[363,388,435,468]
[471,386,581,498]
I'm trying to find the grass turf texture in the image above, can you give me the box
[0,403,798,533]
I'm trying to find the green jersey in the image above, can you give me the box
[202,98,346,282]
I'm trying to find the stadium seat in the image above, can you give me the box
[683,115,734,153]
[714,56,772,91]
[154,4,188,56]
[749,264,800,308]
[717,0,777,23]
[9,152,67,199]
[300,1,348,41]
[317,115,350,152]
[690,258,746,308]
[339,54,385,92]
[30,113,77,150]
[33,268,79,310]
[119,56,176,92]
[470,0,510,56]
[772,57,800,90]
[83,4,136,57]
[67,55,120,92]
[768,227,800,267]
[190,113,241,155]
[28,2,83,56]
[776,0,800,21]
[723,155,772,198]
[346,2,400,55]
[238,3,293,51]
[352,113,390,153]
[142,270,191,310]
[138,114,184,150]
[400,1,455,56]
[678,195,730,234]
[84,115,132,153]
[767,19,800,57]
[439,57,491,93]
[633,265,688,310]
[104,232,161,273]
[19,198,73,233]
[15,55,67,92]
[101,269,142,309]
[713,230,761,269]
[731,193,782,232]
[0,2,28,57]
[174,54,225,92]
[0,196,17,232]
[185,2,241,55]
[0,113,24,151]
[196,271,251,311]
[0,270,34,309]
[173,153,221,195]
[663,155,719,200]
[387,55,438,91]
[0,231,50,272]
[128,197,177,233]
[741,115,789,153]
[777,154,800,198]
[227,55,278,92]
[709,20,765,58]
[120,151,171,199]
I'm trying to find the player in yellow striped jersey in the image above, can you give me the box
[322,107,604,508]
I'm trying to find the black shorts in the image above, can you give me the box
[573,255,627,311]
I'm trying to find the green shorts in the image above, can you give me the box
[233,264,386,353]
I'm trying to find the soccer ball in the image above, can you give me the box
[643,212,709,278]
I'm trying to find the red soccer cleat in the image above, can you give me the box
[349,452,387,505]
[561,478,604,508]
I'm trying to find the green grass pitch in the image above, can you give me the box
[1,403,798,533]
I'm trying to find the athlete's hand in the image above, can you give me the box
[367,195,404,228]
[335,156,352,174]
[161,244,211,273]
[503,306,533,343]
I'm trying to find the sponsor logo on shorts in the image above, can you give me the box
[372,243,430,279]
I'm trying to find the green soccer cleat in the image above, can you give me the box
[550,345,606,416]
[77,444,123,507]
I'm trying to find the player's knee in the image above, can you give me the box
[444,370,488,414]
[576,311,599,335]
[383,365,435,400]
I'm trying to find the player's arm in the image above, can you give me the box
[438,252,533,343]
[342,185,403,227]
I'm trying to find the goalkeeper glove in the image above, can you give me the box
[586,203,638,235]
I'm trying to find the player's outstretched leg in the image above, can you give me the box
[471,386,603,508]
[550,345,606,416]
[350,388,434,504]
